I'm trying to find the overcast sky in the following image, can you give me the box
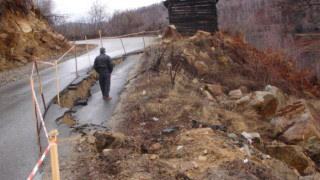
[54,0,164,20]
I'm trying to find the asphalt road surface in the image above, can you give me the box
[0,37,156,180]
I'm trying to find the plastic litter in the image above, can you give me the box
[152,117,159,121]
[177,146,184,150]
[243,158,248,163]
[140,122,146,126]
[244,144,252,156]
[162,127,179,135]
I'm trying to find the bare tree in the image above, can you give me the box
[88,0,109,34]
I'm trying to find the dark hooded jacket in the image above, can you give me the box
[94,54,114,74]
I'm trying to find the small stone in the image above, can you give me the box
[150,155,158,160]
[78,147,83,152]
[229,89,243,100]
[198,156,207,161]
[228,133,237,141]
[149,143,163,152]
[79,138,86,144]
[86,136,95,144]
[102,149,112,156]
[203,150,208,155]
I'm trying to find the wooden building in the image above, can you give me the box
[163,0,219,36]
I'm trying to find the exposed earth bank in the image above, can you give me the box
[45,30,320,179]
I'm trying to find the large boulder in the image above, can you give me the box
[272,100,320,144]
[236,85,287,118]
[266,145,316,175]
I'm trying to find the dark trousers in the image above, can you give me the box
[98,73,111,97]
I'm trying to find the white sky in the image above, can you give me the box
[53,0,164,20]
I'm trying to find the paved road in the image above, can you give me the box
[0,37,156,180]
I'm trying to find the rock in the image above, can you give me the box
[94,131,116,152]
[194,61,208,75]
[236,93,252,107]
[198,156,207,161]
[102,149,112,156]
[162,25,182,42]
[211,47,215,52]
[266,145,316,175]
[150,154,158,160]
[239,86,249,94]
[78,147,83,152]
[180,161,199,172]
[86,136,95,144]
[17,20,32,33]
[228,89,243,100]
[203,150,208,155]
[188,30,211,42]
[271,101,320,145]
[203,90,216,102]
[219,56,229,63]
[149,143,163,152]
[199,51,210,60]
[205,84,223,95]
[228,133,237,141]
[297,136,320,164]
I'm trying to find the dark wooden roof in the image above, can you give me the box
[164,0,219,36]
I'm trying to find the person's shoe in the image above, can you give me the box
[104,96,112,101]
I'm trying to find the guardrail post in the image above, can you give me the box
[49,130,60,180]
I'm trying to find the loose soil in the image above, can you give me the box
[43,32,320,179]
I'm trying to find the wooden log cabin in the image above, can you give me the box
[163,0,219,36]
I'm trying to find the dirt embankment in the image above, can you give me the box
[51,30,320,179]
[0,0,71,72]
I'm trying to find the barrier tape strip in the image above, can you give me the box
[57,45,76,62]
[30,78,50,143]
[27,144,50,180]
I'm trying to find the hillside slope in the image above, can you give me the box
[0,0,71,72]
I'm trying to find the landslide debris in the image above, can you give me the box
[54,29,320,179]
[0,0,71,72]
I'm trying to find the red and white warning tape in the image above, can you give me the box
[34,61,56,66]
[30,83,50,142]
[27,144,50,180]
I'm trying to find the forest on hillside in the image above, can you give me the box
[31,0,319,77]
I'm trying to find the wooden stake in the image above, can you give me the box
[54,61,60,106]
[117,29,127,56]
[142,31,146,51]
[99,30,103,47]
[74,42,78,77]
[49,130,60,180]
[85,36,91,66]
[35,61,47,111]
[30,77,42,158]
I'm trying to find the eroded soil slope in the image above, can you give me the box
[0,0,71,72]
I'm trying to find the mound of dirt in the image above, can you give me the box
[48,30,320,179]
[0,0,71,72]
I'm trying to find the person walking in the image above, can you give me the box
[94,47,114,101]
